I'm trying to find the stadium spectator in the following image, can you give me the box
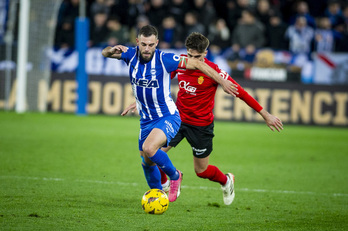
[53,0,348,63]
[285,16,314,55]
[289,1,316,28]
[56,0,80,27]
[55,0,81,48]
[190,0,216,33]
[266,11,288,50]
[181,11,206,40]
[228,9,265,62]
[146,0,168,28]
[109,0,146,29]
[208,18,231,55]
[211,0,229,23]
[332,4,348,52]
[54,16,75,48]
[343,4,348,25]
[268,0,281,10]
[325,0,345,28]
[167,0,189,26]
[90,0,110,19]
[226,0,250,32]
[255,0,274,27]
[314,17,335,52]
[106,16,129,46]
[129,15,150,45]
[89,11,109,47]
[305,0,328,18]
[158,16,184,49]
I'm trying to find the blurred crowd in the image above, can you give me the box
[54,0,348,61]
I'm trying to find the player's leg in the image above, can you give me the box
[182,122,227,184]
[143,128,179,180]
[139,120,175,191]
[194,156,227,185]
[144,129,182,202]
[161,146,173,153]
[193,155,235,205]
[159,126,185,192]
[143,114,183,202]
[185,122,235,205]
[158,146,172,193]
[141,129,181,194]
[139,123,164,190]
[140,151,162,189]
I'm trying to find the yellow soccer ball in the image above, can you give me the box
[141,189,169,215]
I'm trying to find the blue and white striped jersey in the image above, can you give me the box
[121,47,181,122]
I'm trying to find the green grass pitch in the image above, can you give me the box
[0,111,347,230]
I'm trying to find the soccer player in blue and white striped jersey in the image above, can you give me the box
[102,25,237,202]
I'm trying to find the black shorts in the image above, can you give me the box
[169,122,215,158]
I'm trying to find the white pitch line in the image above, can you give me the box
[1,175,348,197]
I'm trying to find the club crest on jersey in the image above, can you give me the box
[131,77,159,88]
[198,76,204,84]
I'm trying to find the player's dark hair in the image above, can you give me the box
[185,32,209,53]
[138,25,158,39]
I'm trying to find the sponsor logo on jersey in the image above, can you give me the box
[131,77,159,88]
[179,80,197,95]
[198,76,204,84]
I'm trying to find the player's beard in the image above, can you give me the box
[140,51,154,62]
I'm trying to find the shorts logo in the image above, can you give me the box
[192,147,207,155]
[164,120,174,133]
[198,76,204,84]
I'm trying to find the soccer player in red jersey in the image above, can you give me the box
[122,32,283,205]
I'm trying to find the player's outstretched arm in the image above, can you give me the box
[102,45,128,59]
[184,58,239,97]
[258,109,283,132]
[121,102,137,116]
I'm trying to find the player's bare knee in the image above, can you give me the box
[142,143,157,157]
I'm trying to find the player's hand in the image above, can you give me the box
[110,45,128,54]
[121,102,137,116]
[221,79,239,97]
[259,109,283,132]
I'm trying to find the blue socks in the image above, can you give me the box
[141,157,162,189]
[141,149,179,189]
[149,149,179,180]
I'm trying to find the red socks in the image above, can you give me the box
[158,166,168,184]
[196,165,228,185]
[158,164,228,185]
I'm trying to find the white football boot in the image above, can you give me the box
[221,173,235,205]
[161,179,170,194]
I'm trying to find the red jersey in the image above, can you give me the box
[171,57,263,126]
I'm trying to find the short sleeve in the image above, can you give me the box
[120,47,137,65]
[161,52,181,73]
